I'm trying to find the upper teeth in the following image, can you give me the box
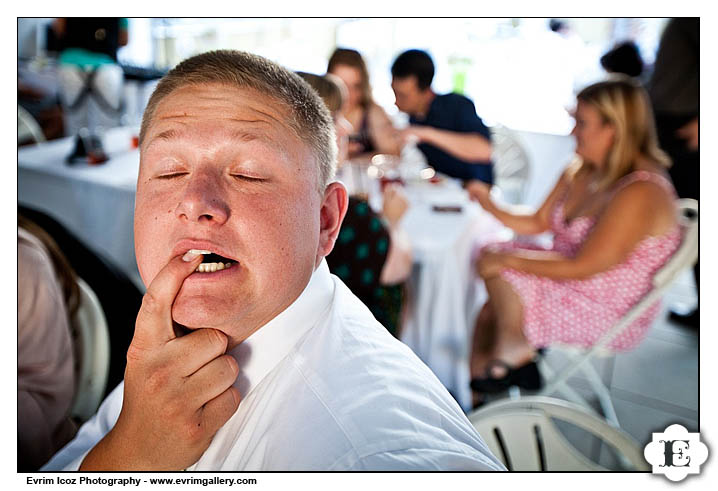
[188,249,212,255]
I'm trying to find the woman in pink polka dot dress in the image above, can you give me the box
[464,78,683,405]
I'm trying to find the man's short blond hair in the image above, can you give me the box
[140,50,337,191]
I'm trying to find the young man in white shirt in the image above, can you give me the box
[42,50,504,472]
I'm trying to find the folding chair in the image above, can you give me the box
[535,199,698,427]
[468,396,649,471]
[70,277,110,422]
[490,125,530,205]
[18,105,46,144]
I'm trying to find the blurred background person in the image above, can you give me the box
[648,18,699,329]
[600,40,645,79]
[18,215,80,470]
[51,18,128,162]
[390,49,493,184]
[466,78,681,408]
[298,72,413,336]
[327,48,402,159]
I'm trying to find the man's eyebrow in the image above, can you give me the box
[152,128,181,142]
[147,124,275,148]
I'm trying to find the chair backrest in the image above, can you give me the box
[490,125,530,204]
[653,199,698,288]
[70,277,110,421]
[18,104,46,144]
[19,205,142,397]
[468,396,649,471]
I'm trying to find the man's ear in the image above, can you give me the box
[316,181,348,266]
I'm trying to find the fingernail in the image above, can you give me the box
[182,251,200,262]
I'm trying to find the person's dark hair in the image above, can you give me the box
[18,215,80,317]
[391,49,434,91]
[549,19,567,33]
[600,41,644,78]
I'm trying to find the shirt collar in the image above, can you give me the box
[227,259,335,399]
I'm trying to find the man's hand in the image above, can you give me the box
[465,179,492,210]
[676,117,699,151]
[399,126,431,146]
[80,252,241,471]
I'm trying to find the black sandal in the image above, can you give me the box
[470,359,542,394]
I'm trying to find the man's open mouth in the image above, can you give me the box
[188,249,238,273]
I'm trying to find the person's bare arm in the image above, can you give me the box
[478,180,676,280]
[52,18,67,38]
[380,228,413,285]
[79,252,240,471]
[676,117,699,150]
[467,169,571,235]
[379,185,412,285]
[401,125,492,162]
[367,104,402,156]
[119,28,129,47]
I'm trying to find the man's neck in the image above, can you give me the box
[414,90,436,119]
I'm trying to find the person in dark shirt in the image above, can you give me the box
[649,18,699,328]
[390,49,493,184]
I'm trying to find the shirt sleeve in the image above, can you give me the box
[453,95,491,140]
[40,382,125,471]
[349,447,506,471]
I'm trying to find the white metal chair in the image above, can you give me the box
[18,104,46,144]
[70,277,111,422]
[490,125,530,205]
[468,396,650,471]
[535,199,699,427]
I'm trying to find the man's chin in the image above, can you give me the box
[171,299,234,333]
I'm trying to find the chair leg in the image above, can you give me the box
[537,358,603,418]
[579,362,620,428]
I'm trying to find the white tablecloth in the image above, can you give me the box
[18,127,143,289]
[337,164,510,411]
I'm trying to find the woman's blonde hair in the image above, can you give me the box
[576,76,671,189]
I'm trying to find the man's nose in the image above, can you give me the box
[175,173,230,225]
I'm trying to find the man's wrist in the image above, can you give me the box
[419,126,437,144]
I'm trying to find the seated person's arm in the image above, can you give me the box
[467,169,571,235]
[119,18,129,47]
[368,104,402,156]
[404,125,492,162]
[379,185,412,285]
[52,18,67,38]
[18,235,76,470]
[478,180,676,280]
[402,96,492,162]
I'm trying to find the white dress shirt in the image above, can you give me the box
[43,260,504,471]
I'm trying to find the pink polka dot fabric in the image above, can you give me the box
[494,171,683,352]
